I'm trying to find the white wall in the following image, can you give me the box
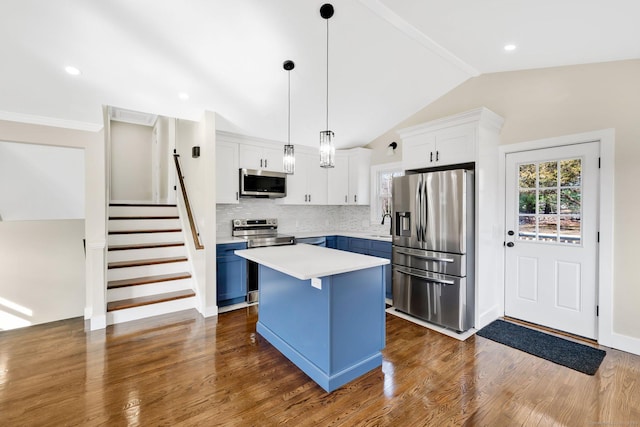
[367,59,640,342]
[110,121,153,202]
[175,113,217,316]
[0,141,84,221]
[0,220,85,329]
[0,118,104,330]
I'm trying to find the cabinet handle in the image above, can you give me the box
[430,152,433,162]
[260,159,263,168]
[236,191,238,200]
[345,195,347,203]
[305,194,308,202]
[309,194,311,203]
[436,151,439,162]
[265,159,268,168]
[354,195,357,203]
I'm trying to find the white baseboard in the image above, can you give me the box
[477,305,501,330]
[90,315,106,331]
[607,332,640,356]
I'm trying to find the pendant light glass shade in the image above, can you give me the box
[319,3,335,168]
[283,144,295,174]
[319,130,335,168]
[283,60,295,174]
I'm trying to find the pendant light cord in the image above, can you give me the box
[288,69,291,144]
[325,17,329,130]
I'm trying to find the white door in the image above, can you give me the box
[504,142,599,339]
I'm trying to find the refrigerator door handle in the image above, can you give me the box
[395,248,455,263]
[421,175,428,242]
[395,266,456,285]
[415,176,422,242]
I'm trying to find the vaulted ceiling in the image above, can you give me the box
[1,0,638,147]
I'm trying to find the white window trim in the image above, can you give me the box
[369,161,404,224]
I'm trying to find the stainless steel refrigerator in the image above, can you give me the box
[391,168,474,332]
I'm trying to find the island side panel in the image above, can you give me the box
[256,264,386,392]
[257,265,330,374]
[329,266,386,374]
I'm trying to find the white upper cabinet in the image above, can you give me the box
[347,148,372,205]
[279,149,327,205]
[216,138,239,204]
[398,109,506,170]
[326,148,371,205]
[327,152,349,205]
[239,143,284,172]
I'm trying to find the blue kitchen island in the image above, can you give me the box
[235,244,389,393]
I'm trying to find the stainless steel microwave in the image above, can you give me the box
[239,168,287,198]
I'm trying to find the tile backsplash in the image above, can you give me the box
[216,199,390,236]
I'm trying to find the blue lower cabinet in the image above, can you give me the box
[336,236,349,251]
[216,242,247,306]
[349,238,369,254]
[326,235,337,249]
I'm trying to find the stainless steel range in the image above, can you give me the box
[232,218,295,302]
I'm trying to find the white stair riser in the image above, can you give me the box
[107,279,193,302]
[106,297,196,325]
[107,246,186,263]
[108,232,184,246]
[107,262,189,281]
[108,219,181,231]
[109,206,178,217]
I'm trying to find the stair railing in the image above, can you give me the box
[173,154,204,250]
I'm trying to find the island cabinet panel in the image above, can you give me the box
[256,264,385,392]
[216,242,247,306]
[325,235,337,249]
[343,237,393,299]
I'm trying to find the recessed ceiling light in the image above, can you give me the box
[65,66,81,76]
[504,44,517,52]
[178,92,189,100]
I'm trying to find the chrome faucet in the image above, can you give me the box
[381,212,392,235]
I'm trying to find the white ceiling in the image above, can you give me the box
[1,0,638,148]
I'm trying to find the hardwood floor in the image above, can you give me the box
[1,308,639,426]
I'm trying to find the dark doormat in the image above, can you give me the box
[476,319,606,375]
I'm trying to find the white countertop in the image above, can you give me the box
[216,231,391,245]
[234,244,389,280]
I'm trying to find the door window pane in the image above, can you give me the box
[516,157,582,245]
[538,216,558,242]
[538,190,557,214]
[560,159,581,186]
[560,188,581,214]
[519,190,536,214]
[539,161,558,187]
[519,164,536,188]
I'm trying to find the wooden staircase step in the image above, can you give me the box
[109,216,179,220]
[108,242,185,251]
[109,203,177,207]
[108,272,192,289]
[108,228,182,235]
[107,289,195,312]
[108,256,188,269]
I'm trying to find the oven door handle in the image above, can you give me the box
[395,248,454,263]
[394,266,455,285]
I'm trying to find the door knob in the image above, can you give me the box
[506,242,515,247]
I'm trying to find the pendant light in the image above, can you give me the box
[319,3,335,168]
[283,60,295,174]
